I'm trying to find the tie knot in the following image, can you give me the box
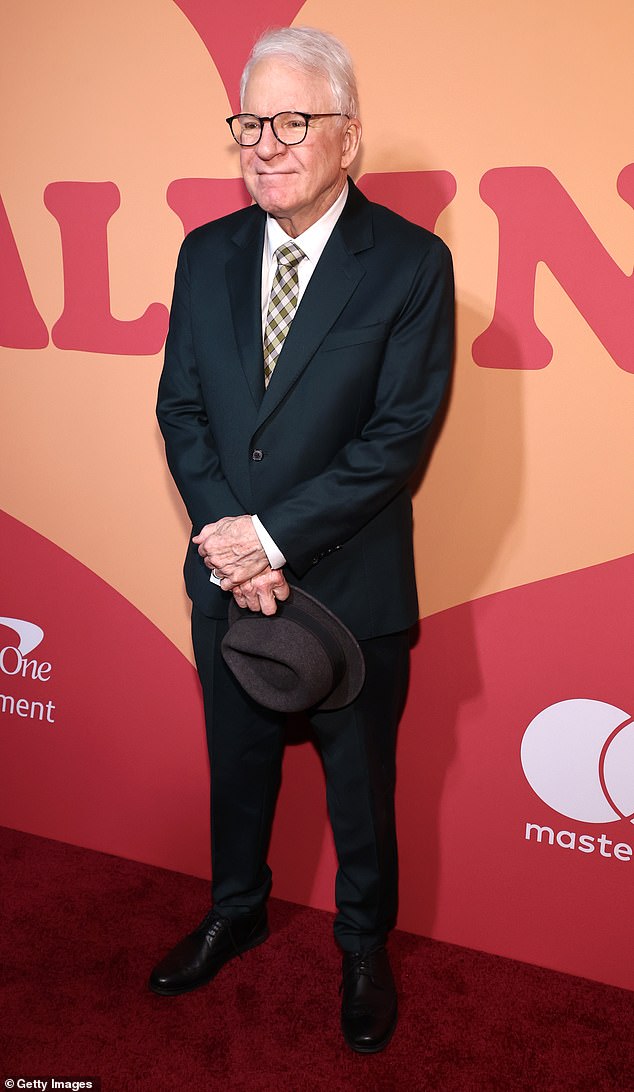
[275,242,305,268]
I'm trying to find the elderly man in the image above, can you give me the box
[151,26,454,1053]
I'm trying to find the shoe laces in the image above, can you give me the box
[339,948,385,994]
[198,910,244,960]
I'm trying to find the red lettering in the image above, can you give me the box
[173,0,306,111]
[167,178,251,235]
[0,194,48,349]
[357,171,457,233]
[473,166,634,372]
[44,182,168,356]
[167,172,457,239]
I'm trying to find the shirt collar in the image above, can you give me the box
[265,180,349,266]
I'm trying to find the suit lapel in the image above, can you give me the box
[226,210,266,408]
[255,182,374,429]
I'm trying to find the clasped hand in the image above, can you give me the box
[192,515,289,615]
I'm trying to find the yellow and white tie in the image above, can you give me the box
[263,241,306,387]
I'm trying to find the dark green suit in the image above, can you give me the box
[157,179,454,948]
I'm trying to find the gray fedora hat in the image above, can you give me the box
[221,586,365,713]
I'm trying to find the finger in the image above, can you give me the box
[234,579,258,611]
[258,593,278,616]
[204,550,237,572]
[232,583,249,605]
[272,580,290,601]
[228,559,269,584]
[192,523,215,545]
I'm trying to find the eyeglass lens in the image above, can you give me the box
[231,113,308,146]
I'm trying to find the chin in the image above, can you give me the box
[252,179,296,206]
[257,197,296,220]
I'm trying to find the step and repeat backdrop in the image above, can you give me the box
[1,1,633,991]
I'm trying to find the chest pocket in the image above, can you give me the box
[321,322,389,352]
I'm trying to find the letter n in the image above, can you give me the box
[473,165,634,372]
[44,182,168,355]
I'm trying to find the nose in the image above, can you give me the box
[255,118,285,158]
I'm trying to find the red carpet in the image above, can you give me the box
[1,826,633,1091]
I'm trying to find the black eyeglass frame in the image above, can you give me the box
[226,111,350,147]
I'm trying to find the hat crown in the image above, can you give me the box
[221,588,365,713]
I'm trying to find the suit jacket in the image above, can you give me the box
[157,179,454,640]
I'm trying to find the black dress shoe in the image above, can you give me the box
[340,946,397,1053]
[149,907,268,996]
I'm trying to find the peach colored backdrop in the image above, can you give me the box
[1,0,633,990]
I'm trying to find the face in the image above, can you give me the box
[239,57,362,237]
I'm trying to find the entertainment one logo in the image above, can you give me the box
[0,615,56,724]
[521,699,634,863]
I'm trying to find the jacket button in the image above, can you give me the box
[251,449,264,461]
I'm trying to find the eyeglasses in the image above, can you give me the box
[226,111,349,147]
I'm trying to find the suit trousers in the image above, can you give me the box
[191,605,410,952]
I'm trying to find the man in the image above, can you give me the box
[151,26,454,1054]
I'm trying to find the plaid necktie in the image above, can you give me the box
[263,241,306,386]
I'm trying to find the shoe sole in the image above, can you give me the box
[148,926,269,997]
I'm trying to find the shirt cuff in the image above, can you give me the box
[252,514,286,570]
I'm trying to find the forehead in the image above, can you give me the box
[242,57,334,112]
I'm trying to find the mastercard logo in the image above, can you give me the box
[521,699,634,825]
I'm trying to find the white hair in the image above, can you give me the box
[240,26,359,118]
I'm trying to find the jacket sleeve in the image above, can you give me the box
[258,236,454,576]
[156,239,247,531]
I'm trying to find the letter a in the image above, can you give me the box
[0,194,48,348]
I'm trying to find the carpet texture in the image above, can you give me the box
[1,826,633,1091]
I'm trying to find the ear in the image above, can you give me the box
[340,117,362,169]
